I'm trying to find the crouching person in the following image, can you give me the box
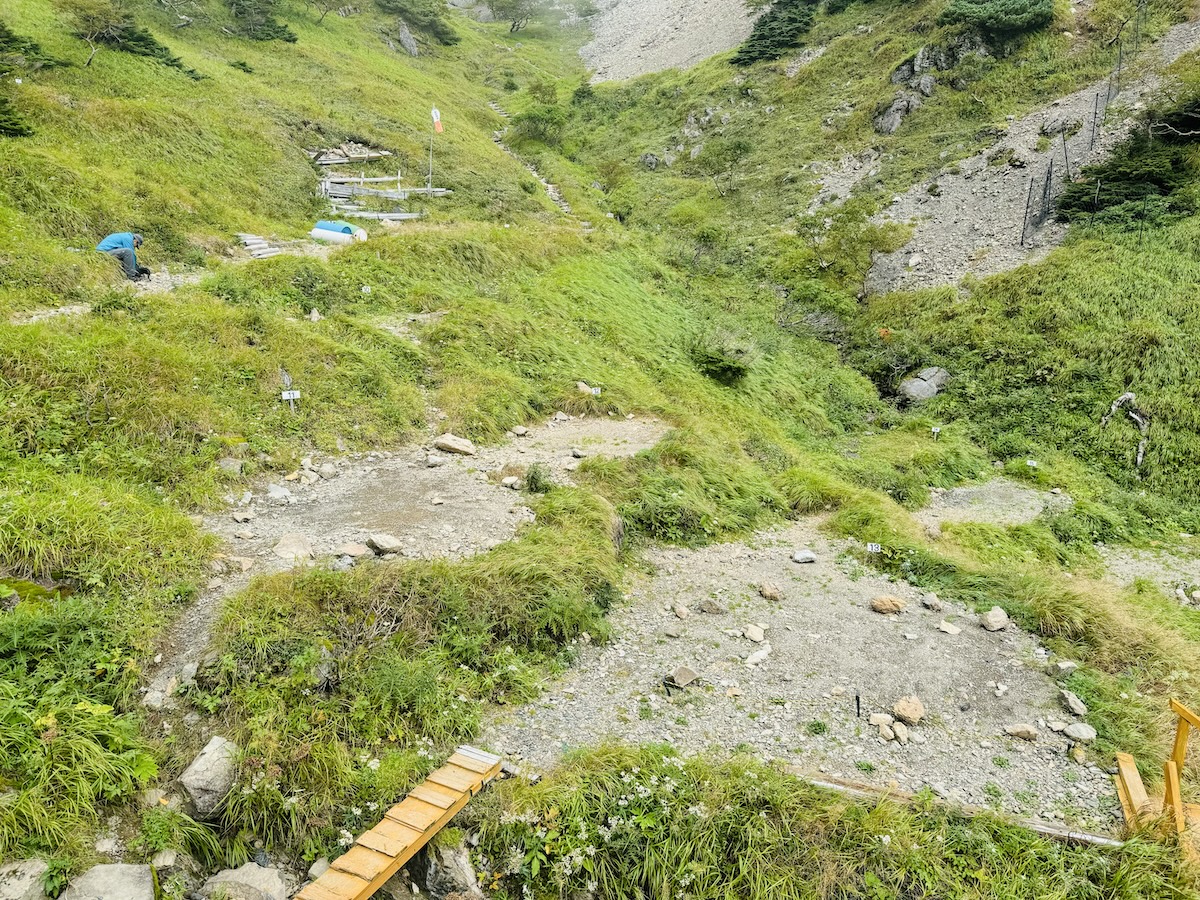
[96,232,150,280]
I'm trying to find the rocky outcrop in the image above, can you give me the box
[874,93,922,135]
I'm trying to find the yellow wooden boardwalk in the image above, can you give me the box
[296,745,503,900]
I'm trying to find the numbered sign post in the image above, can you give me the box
[866,542,882,554]
[281,389,301,412]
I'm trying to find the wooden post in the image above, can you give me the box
[1172,717,1190,768]
[1164,760,1185,835]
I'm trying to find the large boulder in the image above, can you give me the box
[0,860,49,900]
[179,736,239,819]
[60,865,154,900]
[898,367,950,402]
[199,864,290,900]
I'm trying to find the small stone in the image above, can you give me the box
[893,721,909,744]
[577,381,594,395]
[318,462,337,479]
[937,620,961,635]
[892,695,925,725]
[1069,744,1087,763]
[758,582,783,602]
[571,448,586,458]
[151,849,179,871]
[267,484,292,503]
[308,859,330,881]
[1060,689,1088,716]
[234,530,255,540]
[670,666,699,687]
[699,597,726,614]
[879,724,895,740]
[512,426,529,437]
[743,624,765,643]
[871,595,905,615]
[433,433,476,456]
[335,543,371,558]
[1055,660,1079,676]
[663,624,682,638]
[745,643,772,667]
[868,713,894,727]
[1048,720,1067,732]
[791,549,817,564]
[217,458,244,477]
[431,497,444,506]
[501,476,520,488]
[1064,722,1097,744]
[232,510,255,523]
[553,411,570,421]
[1005,723,1038,741]
[673,604,690,620]
[980,606,1009,631]
[425,454,446,468]
[367,533,403,553]
[272,534,313,561]
[921,593,944,611]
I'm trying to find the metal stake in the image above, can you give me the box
[427,133,434,198]
[1021,176,1035,246]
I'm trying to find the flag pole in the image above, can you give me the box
[427,132,433,198]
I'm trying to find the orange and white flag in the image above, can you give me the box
[431,106,443,134]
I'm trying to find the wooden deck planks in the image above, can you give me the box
[296,746,502,900]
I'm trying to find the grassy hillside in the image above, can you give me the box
[3,0,1200,893]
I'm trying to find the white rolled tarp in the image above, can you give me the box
[308,227,367,244]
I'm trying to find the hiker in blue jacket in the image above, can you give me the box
[96,232,150,280]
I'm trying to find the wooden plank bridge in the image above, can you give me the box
[296,746,503,900]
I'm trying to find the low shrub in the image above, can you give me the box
[938,0,1052,37]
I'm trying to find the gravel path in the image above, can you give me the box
[1101,543,1200,597]
[867,18,1200,293]
[482,518,1118,830]
[142,413,667,709]
[580,0,755,81]
[917,479,1072,534]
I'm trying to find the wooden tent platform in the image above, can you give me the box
[296,746,502,900]
[1114,699,1200,861]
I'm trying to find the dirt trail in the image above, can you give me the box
[482,517,1118,829]
[488,101,594,232]
[141,413,667,709]
[867,18,1200,293]
[580,0,755,81]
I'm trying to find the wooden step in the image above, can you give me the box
[1115,752,1151,827]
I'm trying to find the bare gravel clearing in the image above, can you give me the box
[483,518,1118,830]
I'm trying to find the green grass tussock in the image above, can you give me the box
[474,745,1192,899]
[200,487,619,853]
